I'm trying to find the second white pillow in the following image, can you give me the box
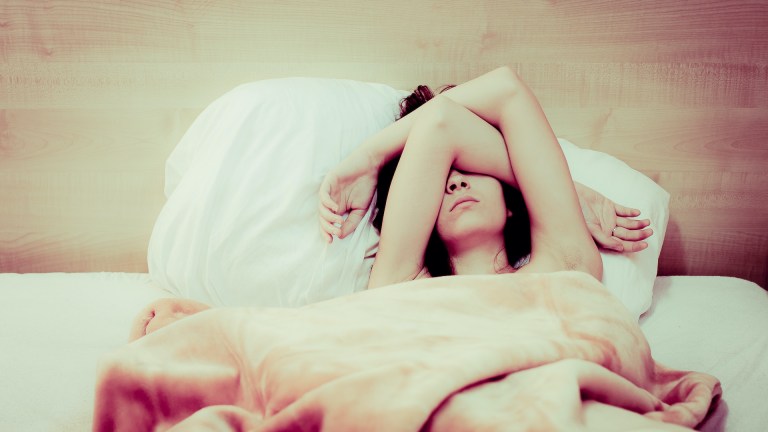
[559,138,670,320]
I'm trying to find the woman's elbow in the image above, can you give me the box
[417,95,458,127]
[407,96,465,151]
[491,65,523,101]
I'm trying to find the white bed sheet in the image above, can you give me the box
[640,276,768,431]
[0,273,765,431]
[0,272,174,431]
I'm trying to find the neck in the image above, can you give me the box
[448,236,511,275]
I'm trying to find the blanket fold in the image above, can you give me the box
[94,271,720,431]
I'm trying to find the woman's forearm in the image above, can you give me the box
[370,92,526,286]
[368,109,457,287]
[370,81,602,283]
[357,75,595,219]
[358,110,418,171]
[404,71,600,277]
[489,70,602,277]
[357,66,521,173]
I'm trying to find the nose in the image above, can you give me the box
[446,173,470,194]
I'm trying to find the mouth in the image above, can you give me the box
[450,197,479,212]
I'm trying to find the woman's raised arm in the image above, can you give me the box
[366,97,516,287]
[321,66,651,285]
[349,67,525,188]
[463,68,603,277]
[319,67,526,245]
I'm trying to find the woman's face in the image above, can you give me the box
[436,169,509,247]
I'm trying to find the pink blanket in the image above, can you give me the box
[94,271,720,431]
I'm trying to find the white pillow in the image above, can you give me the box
[148,78,407,307]
[558,138,670,320]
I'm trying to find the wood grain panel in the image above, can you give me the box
[2,1,765,63]
[0,169,164,230]
[0,231,149,273]
[0,168,165,272]
[545,108,768,171]
[0,109,193,170]
[660,227,768,282]
[0,109,193,272]
[3,62,766,109]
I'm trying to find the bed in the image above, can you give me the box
[1,1,766,431]
[1,273,766,431]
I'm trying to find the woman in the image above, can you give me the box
[131,66,652,339]
[318,66,651,288]
[104,68,720,432]
[103,69,723,432]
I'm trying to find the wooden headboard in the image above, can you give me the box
[1,1,766,287]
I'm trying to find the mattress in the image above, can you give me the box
[0,272,765,431]
[0,273,174,431]
[640,276,768,431]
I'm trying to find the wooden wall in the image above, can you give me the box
[1,1,766,287]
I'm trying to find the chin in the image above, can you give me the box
[439,222,505,246]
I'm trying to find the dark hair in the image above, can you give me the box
[371,85,531,276]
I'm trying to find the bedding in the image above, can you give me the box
[1,273,766,431]
[0,273,173,431]
[640,276,768,432]
[94,271,718,431]
[146,78,669,321]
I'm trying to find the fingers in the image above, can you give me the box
[611,229,650,253]
[318,206,367,242]
[612,226,653,242]
[616,216,650,231]
[318,182,343,242]
[592,218,652,253]
[319,186,339,214]
[613,217,653,244]
[340,209,365,239]
[566,360,663,414]
[615,204,641,218]
[610,214,653,253]
[318,213,342,243]
[602,204,654,253]
[612,226,652,253]
[319,202,344,227]
[589,224,624,252]
[619,239,649,253]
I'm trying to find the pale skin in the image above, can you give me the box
[130,66,652,340]
[319,66,652,288]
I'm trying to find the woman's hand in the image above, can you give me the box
[318,149,379,243]
[574,182,653,253]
